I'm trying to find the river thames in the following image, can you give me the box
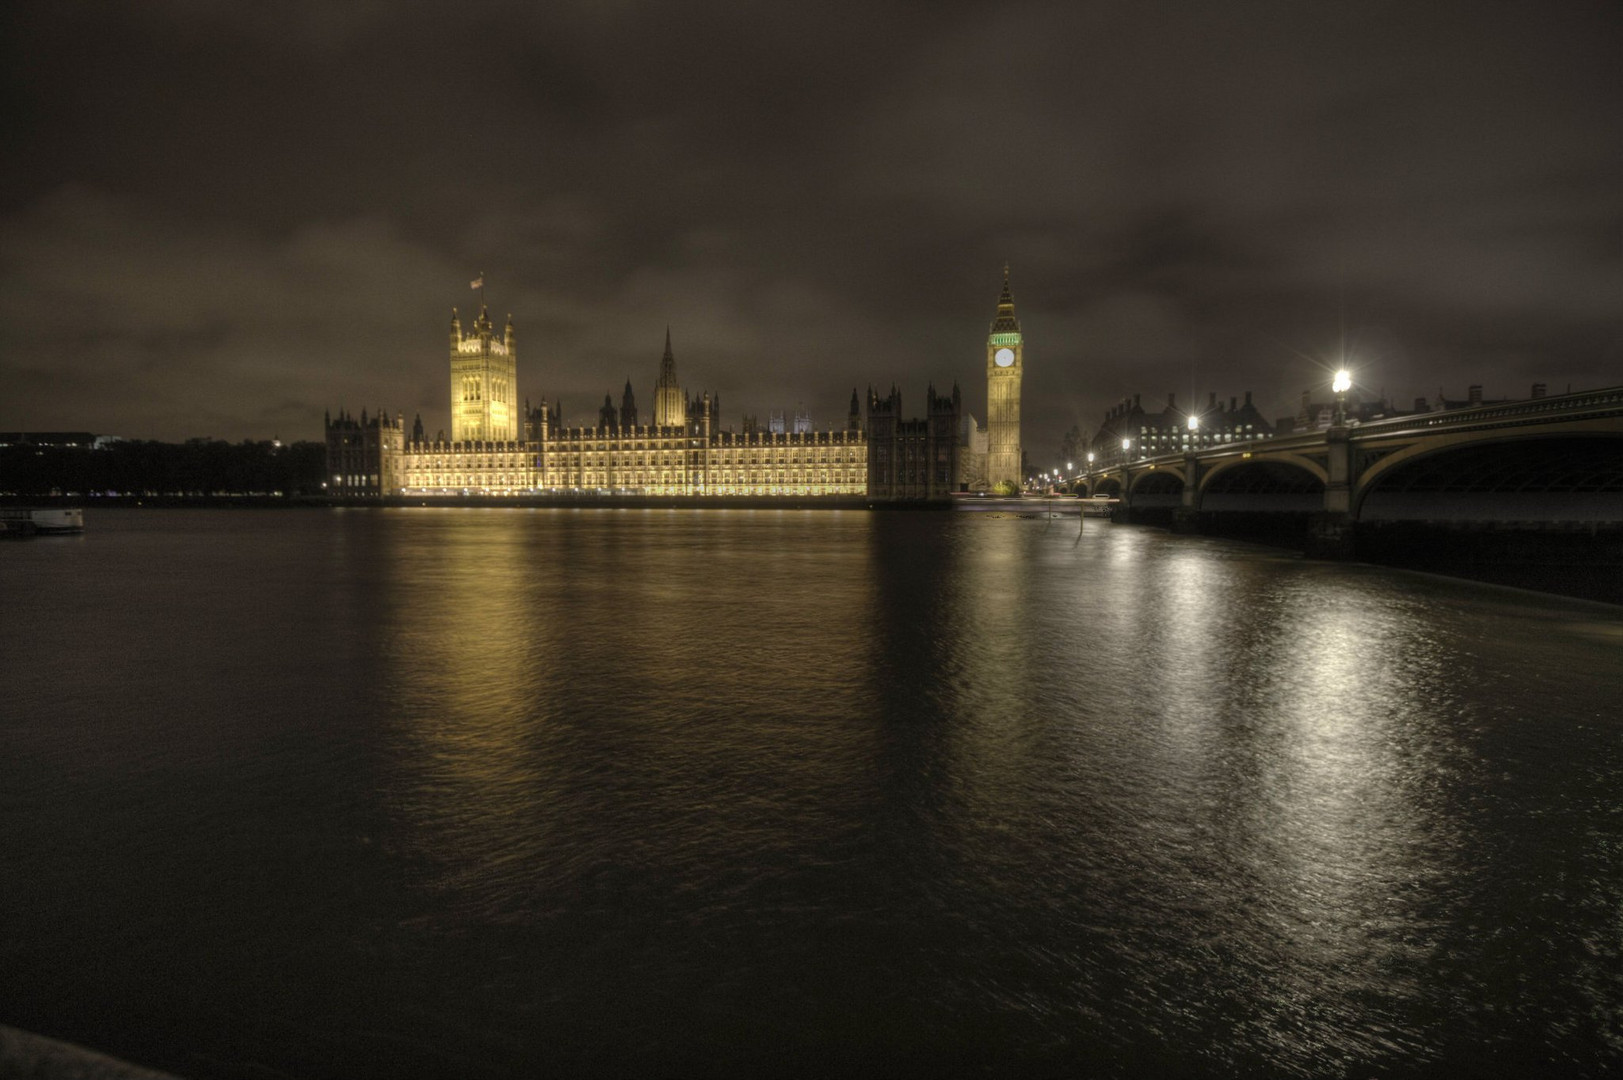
[3,508,1620,1078]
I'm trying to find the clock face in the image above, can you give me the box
[994,347,1015,368]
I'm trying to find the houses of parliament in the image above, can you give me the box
[325,272,1026,500]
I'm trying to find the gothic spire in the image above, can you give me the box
[659,326,677,382]
[991,263,1020,334]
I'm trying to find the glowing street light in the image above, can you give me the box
[1333,369,1352,424]
[1086,451,1095,466]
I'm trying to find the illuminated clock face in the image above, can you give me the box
[994,347,1015,368]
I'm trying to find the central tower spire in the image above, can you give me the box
[654,326,686,429]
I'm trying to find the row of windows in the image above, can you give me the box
[545,436,863,449]
[1139,424,1258,434]
[399,483,866,495]
[459,377,512,403]
[405,469,867,485]
[548,439,696,450]
[1138,431,1274,445]
[418,458,530,469]
[539,451,862,465]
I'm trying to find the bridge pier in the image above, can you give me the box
[1303,426,1358,557]
[1172,452,1202,532]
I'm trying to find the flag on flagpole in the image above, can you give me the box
[470,276,484,290]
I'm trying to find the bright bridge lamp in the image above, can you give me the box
[1333,369,1352,423]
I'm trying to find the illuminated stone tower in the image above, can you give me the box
[986,266,1023,488]
[450,306,518,442]
[654,327,686,429]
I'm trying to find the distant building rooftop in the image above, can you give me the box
[0,431,103,447]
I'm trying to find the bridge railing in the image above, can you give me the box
[1076,386,1623,479]
[1347,385,1623,439]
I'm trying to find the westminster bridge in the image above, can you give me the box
[1070,385,1623,558]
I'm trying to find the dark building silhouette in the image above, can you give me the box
[867,384,961,499]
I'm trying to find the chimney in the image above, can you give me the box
[1244,390,1252,406]
[1208,391,1217,410]
[1415,397,1428,412]
[1133,394,1141,408]
[1168,393,1176,408]
[1531,382,1547,399]
[1230,396,1237,412]
[1469,385,1483,406]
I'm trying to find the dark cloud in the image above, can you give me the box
[3,0,1619,454]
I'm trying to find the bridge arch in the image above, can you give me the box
[1198,458,1326,514]
[1200,453,1327,492]
[1092,476,1123,498]
[1355,433,1623,522]
[1128,466,1184,494]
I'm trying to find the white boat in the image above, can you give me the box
[0,508,84,536]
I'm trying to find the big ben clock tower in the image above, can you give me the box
[986,265,1023,489]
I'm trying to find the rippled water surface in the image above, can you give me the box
[3,508,1622,1078]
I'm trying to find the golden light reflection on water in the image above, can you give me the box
[374,509,892,916]
[372,511,568,898]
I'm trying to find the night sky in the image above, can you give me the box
[3,2,1619,459]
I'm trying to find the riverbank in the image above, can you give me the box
[0,493,949,511]
[0,1026,181,1080]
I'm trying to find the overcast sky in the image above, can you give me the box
[3,1,1619,457]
